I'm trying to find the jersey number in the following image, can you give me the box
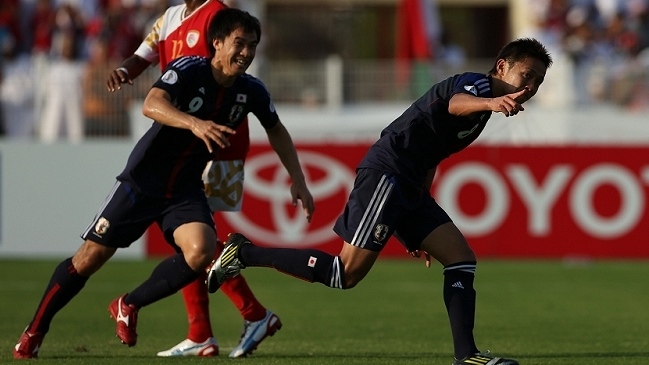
[187,97,203,113]
[171,40,184,60]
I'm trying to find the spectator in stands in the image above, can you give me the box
[86,0,143,62]
[38,3,85,143]
[83,37,129,136]
[30,0,56,125]
[529,0,569,50]
[0,32,35,139]
[0,0,22,49]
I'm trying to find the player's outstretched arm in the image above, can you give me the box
[449,88,530,117]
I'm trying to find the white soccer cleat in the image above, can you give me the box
[229,310,282,358]
[156,337,219,357]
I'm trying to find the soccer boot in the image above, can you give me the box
[13,328,44,359]
[156,337,219,357]
[108,294,138,346]
[206,233,248,293]
[453,352,519,365]
[229,310,283,358]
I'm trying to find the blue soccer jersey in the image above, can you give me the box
[117,55,279,198]
[358,72,493,186]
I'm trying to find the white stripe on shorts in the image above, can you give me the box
[81,181,122,238]
[350,174,393,248]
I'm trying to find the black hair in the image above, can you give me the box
[208,8,261,56]
[488,38,553,74]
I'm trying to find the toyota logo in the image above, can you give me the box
[222,150,355,246]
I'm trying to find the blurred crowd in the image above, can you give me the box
[531,0,649,108]
[2,0,649,141]
[0,0,183,141]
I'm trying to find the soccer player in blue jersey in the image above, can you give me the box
[13,8,314,359]
[207,38,552,365]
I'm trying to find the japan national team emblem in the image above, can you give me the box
[236,94,247,103]
[308,256,317,267]
[373,224,388,243]
[95,217,110,235]
[229,105,244,122]
[186,30,200,48]
[161,70,178,84]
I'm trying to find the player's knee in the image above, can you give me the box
[183,241,216,271]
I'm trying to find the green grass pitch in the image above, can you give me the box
[1,258,649,364]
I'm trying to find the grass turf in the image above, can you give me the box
[1,258,648,364]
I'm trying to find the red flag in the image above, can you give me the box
[396,0,439,87]
[396,0,434,60]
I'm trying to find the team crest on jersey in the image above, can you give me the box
[161,70,178,84]
[186,30,200,48]
[236,94,247,103]
[229,105,245,123]
[373,224,389,243]
[95,217,110,235]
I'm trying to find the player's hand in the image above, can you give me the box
[191,120,236,153]
[493,88,529,117]
[106,68,133,92]
[408,249,432,268]
[290,180,315,222]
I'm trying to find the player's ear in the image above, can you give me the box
[495,58,507,77]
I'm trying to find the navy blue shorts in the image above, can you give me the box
[333,168,452,252]
[80,181,215,249]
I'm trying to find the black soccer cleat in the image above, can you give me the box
[453,352,519,365]
[206,233,249,293]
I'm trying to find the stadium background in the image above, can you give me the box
[2,0,649,260]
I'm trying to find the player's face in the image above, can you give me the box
[213,27,258,76]
[496,57,547,103]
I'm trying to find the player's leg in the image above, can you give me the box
[14,181,138,359]
[110,197,216,347]
[207,168,391,292]
[112,222,215,347]
[14,240,116,359]
[217,239,282,358]
[420,223,518,365]
[200,152,282,356]
[203,157,270,320]
[204,235,377,356]
[155,274,219,357]
[209,232,380,290]
[420,222,478,360]
[159,231,281,358]
[156,238,218,357]
[158,236,278,358]
[121,221,216,309]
